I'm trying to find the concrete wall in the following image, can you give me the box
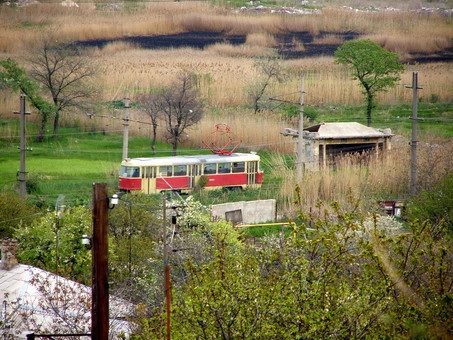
[211,199,276,225]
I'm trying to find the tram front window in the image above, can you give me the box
[120,166,140,178]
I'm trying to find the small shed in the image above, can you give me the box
[282,122,393,170]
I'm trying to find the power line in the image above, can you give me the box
[0,212,46,226]
[1,129,124,139]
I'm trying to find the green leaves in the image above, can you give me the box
[14,205,92,284]
[134,198,452,339]
[334,39,404,125]
[0,58,56,116]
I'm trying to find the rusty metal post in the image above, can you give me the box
[92,183,109,340]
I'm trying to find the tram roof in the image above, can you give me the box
[122,152,260,166]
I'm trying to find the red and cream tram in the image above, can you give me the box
[119,152,263,194]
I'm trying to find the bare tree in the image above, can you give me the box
[138,92,162,154]
[152,72,203,155]
[28,38,96,138]
[247,57,286,114]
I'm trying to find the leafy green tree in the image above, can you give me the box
[334,39,404,126]
[0,58,56,141]
[406,174,453,234]
[14,205,92,284]
[133,196,452,339]
[0,191,39,238]
[108,193,163,307]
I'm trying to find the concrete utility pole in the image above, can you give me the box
[122,91,131,160]
[405,72,422,196]
[92,183,109,340]
[162,194,171,340]
[297,77,305,181]
[14,93,30,198]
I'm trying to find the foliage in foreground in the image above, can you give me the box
[406,174,453,235]
[14,205,92,284]
[133,197,453,339]
[0,191,39,238]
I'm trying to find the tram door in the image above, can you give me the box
[188,164,202,189]
[142,166,156,194]
[246,161,257,185]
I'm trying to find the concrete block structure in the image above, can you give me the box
[211,199,276,225]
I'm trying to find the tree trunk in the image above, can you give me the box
[366,91,373,127]
[151,123,157,154]
[172,140,177,156]
[53,110,60,138]
[36,113,49,142]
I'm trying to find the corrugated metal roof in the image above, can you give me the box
[0,263,133,338]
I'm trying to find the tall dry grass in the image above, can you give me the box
[270,137,453,217]
[63,46,453,108]
[1,47,451,128]
[0,2,451,152]
[1,3,451,53]
[245,33,278,47]
[185,108,294,154]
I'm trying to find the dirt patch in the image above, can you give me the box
[75,31,452,63]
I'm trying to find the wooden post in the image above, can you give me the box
[92,183,109,340]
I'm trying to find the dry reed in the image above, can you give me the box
[206,43,271,58]
[0,2,451,154]
[271,136,453,218]
[245,33,278,48]
[311,34,344,45]
[1,3,451,53]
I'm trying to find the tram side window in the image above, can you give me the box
[218,162,231,173]
[159,165,173,177]
[120,166,140,178]
[232,162,245,173]
[174,165,187,176]
[204,163,216,174]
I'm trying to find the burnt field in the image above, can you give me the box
[75,31,453,63]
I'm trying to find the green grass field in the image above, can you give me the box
[1,101,451,207]
[0,120,271,207]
